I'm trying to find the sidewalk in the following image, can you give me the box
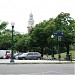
[0,59,75,64]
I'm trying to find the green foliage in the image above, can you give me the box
[30,20,49,57]
[0,21,10,50]
[0,12,75,57]
[0,29,21,50]
[0,32,11,50]
[0,21,8,31]
[53,12,75,56]
[29,12,75,57]
[15,34,30,52]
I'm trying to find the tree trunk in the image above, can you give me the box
[66,44,70,60]
[66,44,69,55]
[41,47,43,57]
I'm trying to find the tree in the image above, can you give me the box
[30,20,49,57]
[0,31,11,50]
[30,12,75,59]
[54,12,75,60]
[15,34,30,52]
[0,22,9,49]
[0,29,22,50]
[0,21,8,32]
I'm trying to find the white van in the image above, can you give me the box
[0,50,11,58]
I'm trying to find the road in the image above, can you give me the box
[0,64,75,75]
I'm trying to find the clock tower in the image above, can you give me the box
[27,13,34,33]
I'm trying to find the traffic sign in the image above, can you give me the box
[53,31,63,36]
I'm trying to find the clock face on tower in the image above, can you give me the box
[29,21,34,26]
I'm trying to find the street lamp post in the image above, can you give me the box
[53,31,63,61]
[10,22,15,62]
[51,35,54,60]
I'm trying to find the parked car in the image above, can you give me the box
[15,52,41,60]
[13,53,23,59]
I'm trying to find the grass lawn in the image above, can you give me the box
[43,50,75,60]
[69,50,75,59]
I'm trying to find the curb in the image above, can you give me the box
[0,61,74,64]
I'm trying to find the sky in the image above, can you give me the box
[0,0,75,34]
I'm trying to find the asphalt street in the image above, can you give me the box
[0,64,75,75]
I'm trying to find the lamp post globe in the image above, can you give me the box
[51,34,54,60]
[10,21,15,62]
[51,35,54,38]
[11,22,15,27]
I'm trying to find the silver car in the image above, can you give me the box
[16,52,41,60]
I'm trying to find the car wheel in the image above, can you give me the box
[22,57,26,60]
[37,57,41,60]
